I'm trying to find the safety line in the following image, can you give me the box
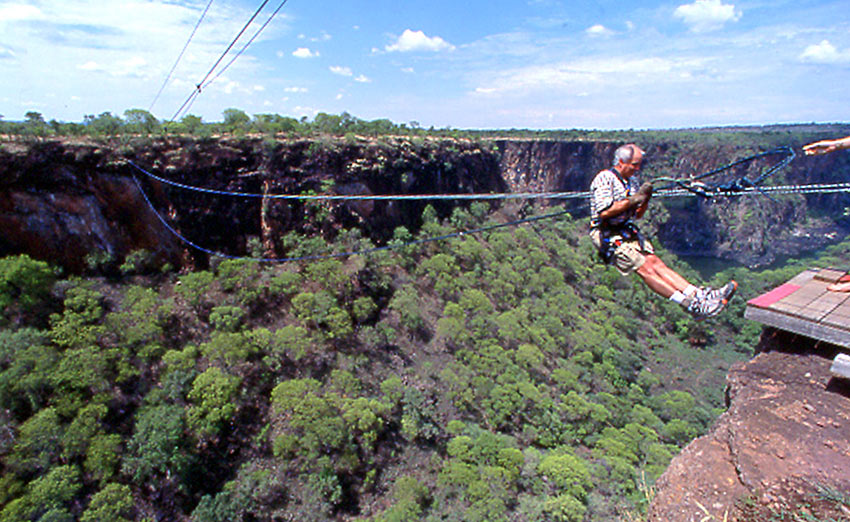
[128,146,797,202]
[130,161,850,201]
[179,0,291,118]
[132,168,850,264]
[132,173,572,263]
[128,143,850,263]
[149,0,215,112]
[653,146,796,197]
[127,159,591,201]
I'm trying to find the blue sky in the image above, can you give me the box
[0,0,848,129]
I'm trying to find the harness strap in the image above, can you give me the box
[595,222,644,265]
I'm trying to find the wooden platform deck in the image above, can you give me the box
[744,268,850,349]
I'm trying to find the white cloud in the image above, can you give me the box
[284,86,308,93]
[385,29,455,53]
[292,47,319,58]
[215,78,264,96]
[330,65,353,77]
[800,40,850,64]
[354,74,371,83]
[0,4,44,22]
[78,61,103,71]
[472,56,706,96]
[674,0,741,33]
[113,56,147,77]
[223,81,239,95]
[586,24,613,37]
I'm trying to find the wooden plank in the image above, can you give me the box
[787,269,819,286]
[812,291,850,307]
[829,303,850,317]
[805,295,845,316]
[769,301,806,318]
[821,310,850,330]
[745,305,850,348]
[815,268,846,283]
[780,292,819,308]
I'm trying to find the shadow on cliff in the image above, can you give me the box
[755,326,850,398]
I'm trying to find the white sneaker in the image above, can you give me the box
[685,294,727,321]
[698,281,738,303]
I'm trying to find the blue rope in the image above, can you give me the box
[128,144,802,263]
[127,159,591,201]
[132,172,572,263]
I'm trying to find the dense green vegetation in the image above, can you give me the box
[2,199,849,521]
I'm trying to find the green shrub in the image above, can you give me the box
[187,367,241,439]
[209,305,246,332]
[80,483,134,522]
[0,254,56,317]
[123,403,193,483]
[217,259,263,305]
[119,248,155,275]
[291,291,353,340]
[175,270,215,310]
[84,433,122,484]
[8,407,63,475]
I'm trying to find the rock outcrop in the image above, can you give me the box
[649,331,850,521]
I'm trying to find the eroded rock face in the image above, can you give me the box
[0,140,181,272]
[649,334,850,521]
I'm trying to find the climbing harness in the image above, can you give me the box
[595,222,646,265]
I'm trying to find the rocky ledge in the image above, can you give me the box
[649,331,850,521]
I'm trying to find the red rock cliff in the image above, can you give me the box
[649,331,850,521]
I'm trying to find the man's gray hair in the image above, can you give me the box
[612,144,642,166]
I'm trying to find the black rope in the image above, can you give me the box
[203,0,289,92]
[170,0,272,122]
[149,0,215,112]
[652,146,796,199]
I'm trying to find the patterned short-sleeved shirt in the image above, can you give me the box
[590,169,638,228]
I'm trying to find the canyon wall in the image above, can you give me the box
[1,136,848,272]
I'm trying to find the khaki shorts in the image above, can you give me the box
[590,229,655,275]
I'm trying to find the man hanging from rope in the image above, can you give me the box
[589,144,737,320]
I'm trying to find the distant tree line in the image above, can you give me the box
[0,109,457,140]
[3,109,847,144]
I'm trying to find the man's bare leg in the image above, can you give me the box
[635,255,691,299]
